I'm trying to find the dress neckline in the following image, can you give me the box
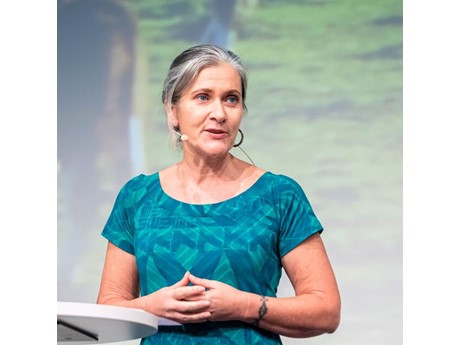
[156,171,270,207]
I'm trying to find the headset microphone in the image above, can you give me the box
[174,130,188,142]
[175,129,255,165]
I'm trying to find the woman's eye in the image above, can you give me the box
[197,94,208,101]
[226,96,239,104]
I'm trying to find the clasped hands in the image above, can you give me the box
[148,271,248,324]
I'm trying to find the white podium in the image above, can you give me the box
[57,302,178,344]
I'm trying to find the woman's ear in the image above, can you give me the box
[165,102,179,128]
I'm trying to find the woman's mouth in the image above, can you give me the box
[205,128,228,138]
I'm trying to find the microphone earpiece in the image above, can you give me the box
[174,130,188,142]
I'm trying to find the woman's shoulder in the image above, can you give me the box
[259,171,310,199]
[260,171,301,186]
[118,172,160,196]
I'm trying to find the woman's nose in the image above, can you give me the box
[209,101,227,122]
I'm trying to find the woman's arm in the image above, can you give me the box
[97,241,211,323]
[254,232,341,337]
[188,233,341,338]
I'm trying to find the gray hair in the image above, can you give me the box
[161,44,248,147]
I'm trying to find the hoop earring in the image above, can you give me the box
[233,129,244,147]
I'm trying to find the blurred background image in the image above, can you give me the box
[57,0,402,344]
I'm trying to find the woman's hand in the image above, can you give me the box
[188,273,249,322]
[146,272,211,324]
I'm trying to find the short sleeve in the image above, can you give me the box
[101,178,138,255]
[275,175,323,257]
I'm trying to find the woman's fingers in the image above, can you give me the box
[169,310,211,324]
[172,284,207,300]
[155,272,229,323]
[177,299,210,313]
[188,273,216,289]
[170,271,190,288]
[163,299,211,323]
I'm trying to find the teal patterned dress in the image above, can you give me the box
[101,172,323,344]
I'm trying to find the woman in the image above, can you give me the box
[97,44,341,344]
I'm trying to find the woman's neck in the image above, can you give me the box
[177,153,241,185]
[159,154,257,204]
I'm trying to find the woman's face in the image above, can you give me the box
[170,63,244,159]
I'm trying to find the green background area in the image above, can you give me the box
[58,0,402,344]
